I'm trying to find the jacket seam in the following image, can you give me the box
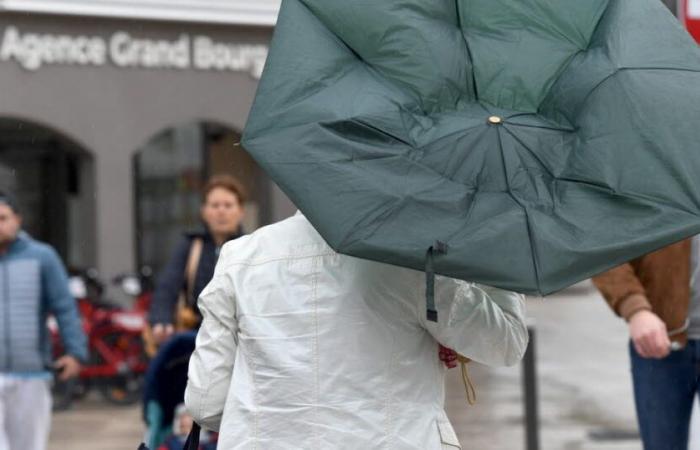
[198,326,218,425]
[251,348,260,449]
[312,255,321,450]
[2,260,9,371]
[195,318,234,429]
[3,259,45,372]
[385,338,398,449]
[220,252,337,270]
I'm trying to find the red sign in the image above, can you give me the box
[680,0,700,43]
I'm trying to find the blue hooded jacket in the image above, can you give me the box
[0,232,87,375]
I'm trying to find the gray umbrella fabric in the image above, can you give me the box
[243,0,700,300]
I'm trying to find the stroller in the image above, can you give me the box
[142,332,199,450]
[153,405,216,450]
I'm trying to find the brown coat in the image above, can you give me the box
[591,239,691,346]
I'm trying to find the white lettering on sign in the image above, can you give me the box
[0,26,106,70]
[110,32,190,69]
[0,26,267,78]
[193,36,267,78]
[690,0,700,18]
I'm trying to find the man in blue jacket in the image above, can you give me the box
[0,191,87,450]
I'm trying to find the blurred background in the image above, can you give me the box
[0,0,694,449]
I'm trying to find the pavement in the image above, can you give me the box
[48,280,697,449]
[445,281,644,450]
[49,398,143,450]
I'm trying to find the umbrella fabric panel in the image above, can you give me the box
[568,71,700,212]
[459,0,609,113]
[300,0,474,112]
[244,0,700,295]
[527,192,700,294]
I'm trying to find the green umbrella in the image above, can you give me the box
[243,0,700,317]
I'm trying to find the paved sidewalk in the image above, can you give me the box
[445,282,643,450]
[49,398,144,450]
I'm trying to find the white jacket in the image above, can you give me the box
[185,213,528,449]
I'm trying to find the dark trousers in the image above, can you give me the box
[631,339,700,450]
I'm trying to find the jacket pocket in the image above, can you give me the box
[437,412,461,449]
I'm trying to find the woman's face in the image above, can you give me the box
[201,187,244,237]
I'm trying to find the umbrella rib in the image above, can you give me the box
[502,121,700,220]
[501,126,557,179]
[334,196,404,251]
[513,1,604,51]
[350,118,415,147]
[442,189,480,247]
[509,124,574,133]
[495,127,544,295]
[295,0,435,116]
[266,123,480,192]
[535,5,608,112]
[322,118,488,192]
[455,0,479,100]
[620,66,700,74]
[505,112,538,121]
[504,121,575,133]
[418,122,486,150]
[572,66,700,120]
[556,177,700,219]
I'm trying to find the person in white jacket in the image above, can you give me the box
[185,211,528,449]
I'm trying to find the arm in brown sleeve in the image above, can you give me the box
[592,262,652,321]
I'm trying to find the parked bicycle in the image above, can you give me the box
[50,268,153,410]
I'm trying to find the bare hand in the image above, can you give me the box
[629,310,671,359]
[152,323,174,344]
[54,355,81,381]
[439,344,458,369]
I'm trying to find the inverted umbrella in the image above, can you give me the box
[242,0,700,313]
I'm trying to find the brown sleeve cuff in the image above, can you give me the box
[617,293,652,321]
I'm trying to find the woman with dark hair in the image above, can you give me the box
[148,174,246,344]
[143,175,246,449]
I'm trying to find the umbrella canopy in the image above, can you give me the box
[243,0,700,297]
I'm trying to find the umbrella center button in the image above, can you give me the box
[488,116,503,125]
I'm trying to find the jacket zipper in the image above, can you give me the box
[2,259,9,371]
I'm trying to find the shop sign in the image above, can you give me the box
[0,26,268,78]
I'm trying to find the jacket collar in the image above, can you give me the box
[187,227,243,243]
[3,231,30,255]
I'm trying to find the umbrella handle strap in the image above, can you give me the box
[425,241,449,322]
[184,422,201,450]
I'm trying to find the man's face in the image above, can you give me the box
[0,204,21,246]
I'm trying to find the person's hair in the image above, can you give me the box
[0,190,19,213]
[202,175,247,205]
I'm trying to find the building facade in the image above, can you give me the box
[0,1,296,283]
[0,0,683,284]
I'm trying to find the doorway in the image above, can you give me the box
[0,118,96,269]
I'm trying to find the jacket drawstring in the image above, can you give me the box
[668,318,690,337]
[457,355,476,405]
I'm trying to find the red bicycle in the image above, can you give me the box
[50,269,152,410]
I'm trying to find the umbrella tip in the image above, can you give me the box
[488,116,503,125]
